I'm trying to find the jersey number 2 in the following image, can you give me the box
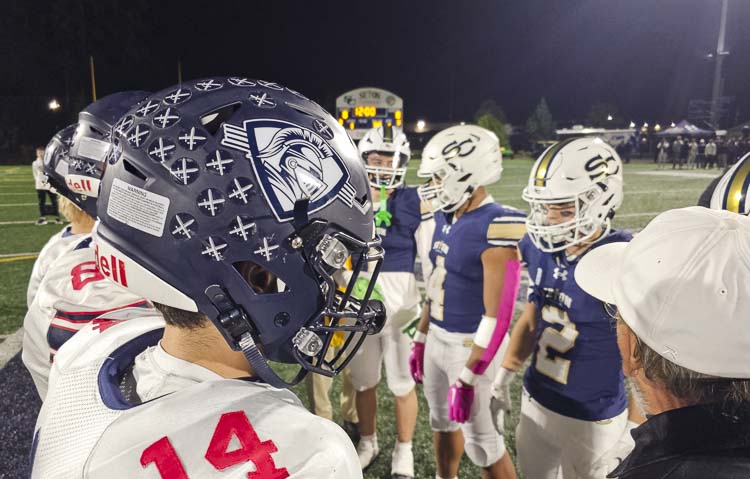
[140,411,289,478]
[535,306,579,384]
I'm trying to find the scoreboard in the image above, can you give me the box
[335,87,403,140]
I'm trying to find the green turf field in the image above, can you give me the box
[0,160,718,477]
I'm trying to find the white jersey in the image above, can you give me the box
[22,235,149,399]
[32,157,49,190]
[27,226,82,307]
[32,311,362,479]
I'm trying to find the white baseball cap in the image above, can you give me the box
[575,206,750,379]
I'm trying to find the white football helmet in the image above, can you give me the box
[358,125,411,189]
[710,152,750,215]
[523,137,623,252]
[416,125,503,213]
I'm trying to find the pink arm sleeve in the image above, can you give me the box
[470,259,521,375]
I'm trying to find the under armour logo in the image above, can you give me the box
[552,267,568,281]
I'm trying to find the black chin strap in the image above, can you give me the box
[205,284,307,389]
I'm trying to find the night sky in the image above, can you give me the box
[3,0,749,142]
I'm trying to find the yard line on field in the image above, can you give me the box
[618,211,661,218]
[0,255,38,263]
[0,328,24,369]
[0,192,36,196]
[0,203,36,207]
[0,252,40,258]
[0,179,34,183]
[0,220,36,225]
[635,171,719,179]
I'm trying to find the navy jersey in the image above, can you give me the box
[521,230,632,421]
[427,201,526,333]
[377,186,432,273]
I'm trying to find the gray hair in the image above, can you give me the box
[618,316,750,410]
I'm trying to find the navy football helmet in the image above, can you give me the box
[94,77,384,388]
[65,91,150,216]
[42,124,78,195]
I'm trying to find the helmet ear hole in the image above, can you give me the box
[234,261,279,294]
[122,159,147,182]
[200,102,242,135]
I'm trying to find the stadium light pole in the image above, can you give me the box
[710,0,729,129]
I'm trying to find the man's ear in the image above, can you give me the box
[617,320,641,378]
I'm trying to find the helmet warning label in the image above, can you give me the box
[107,178,170,237]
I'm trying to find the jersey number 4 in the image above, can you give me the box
[535,306,579,384]
[140,411,289,478]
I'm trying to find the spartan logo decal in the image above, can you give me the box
[220,119,358,222]
[584,154,619,181]
[441,134,480,159]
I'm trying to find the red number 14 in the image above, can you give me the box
[140,411,290,478]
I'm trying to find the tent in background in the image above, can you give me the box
[656,120,714,137]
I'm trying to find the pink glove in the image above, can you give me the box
[448,381,475,423]
[409,341,425,384]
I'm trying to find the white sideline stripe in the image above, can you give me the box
[0,203,36,207]
[635,171,719,179]
[0,220,36,225]
[618,211,661,218]
[0,252,40,258]
[0,328,23,369]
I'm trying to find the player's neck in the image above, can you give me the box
[565,227,604,257]
[160,323,255,379]
[455,187,487,220]
[70,216,95,235]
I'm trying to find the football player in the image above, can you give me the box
[709,152,750,214]
[26,125,86,307]
[491,137,644,478]
[22,92,152,399]
[411,125,525,479]
[348,124,435,477]
[31,78,385,478]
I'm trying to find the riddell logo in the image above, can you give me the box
[95,245,128,287]
[67,177,94,193]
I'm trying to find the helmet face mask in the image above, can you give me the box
[416,124,503,213]
[364,151,408,189]
[523,137,623,253]
[95,77,384,388]
[523,185,610,253]
[358,125,410,190]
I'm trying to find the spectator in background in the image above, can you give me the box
[687,138,698,169]
[576,207,750,479]
[657,138,670,169]
[728,139,740,166]
[679,137,689,169]
[696,139,706,169]
[31,146,61,226]
[717,138,728,169]
[705,138,718,169]
[639,136,649,161]
[671,136,683,169]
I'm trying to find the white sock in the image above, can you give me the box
[360,433,377,445]
[436,475,457,479]
[394,441,412,453]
